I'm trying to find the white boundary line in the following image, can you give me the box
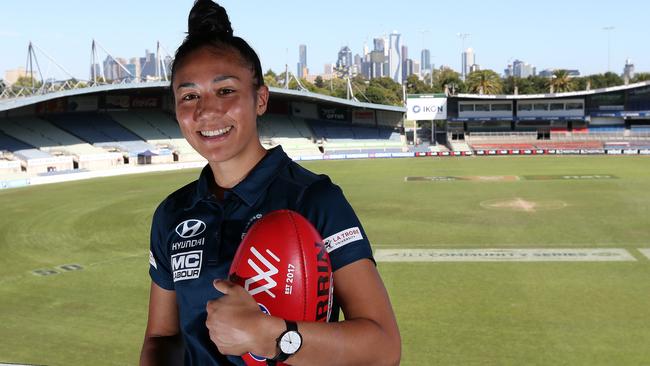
[638,249,650,260]
[375,248,637,262]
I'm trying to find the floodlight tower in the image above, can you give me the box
[457,33,471,80]
[603,26,615,72]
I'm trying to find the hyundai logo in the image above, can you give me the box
[175,219,206,238]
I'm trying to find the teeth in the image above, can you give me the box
[200,126,232,137]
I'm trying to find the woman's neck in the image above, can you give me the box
[208,142,267,190]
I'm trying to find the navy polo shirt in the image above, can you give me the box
[148,146,373,365]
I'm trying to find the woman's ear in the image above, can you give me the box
[256,85,269,116]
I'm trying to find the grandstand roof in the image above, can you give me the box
[455,80,650,100]
[0,82,168,112]
[0,82,406,113]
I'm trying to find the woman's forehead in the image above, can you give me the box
[174,46,253,82]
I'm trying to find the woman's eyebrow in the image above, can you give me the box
[213,75,239,83]
[176,82,197,90]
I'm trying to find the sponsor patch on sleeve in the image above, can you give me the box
[149,250,157,269]
[323,227,364,253]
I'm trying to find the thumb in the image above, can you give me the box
[213,279,235,294]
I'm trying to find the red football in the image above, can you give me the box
[229,210,333,365]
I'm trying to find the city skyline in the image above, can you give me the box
[2,0,649,83]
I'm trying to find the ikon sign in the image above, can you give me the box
[406,95,447,120]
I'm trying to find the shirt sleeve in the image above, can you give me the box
[296,176,374,271]
[149,202,175,290]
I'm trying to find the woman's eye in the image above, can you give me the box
[219,88,235,95]
[181,94,198,101]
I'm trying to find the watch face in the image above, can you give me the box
[280,330,302,354]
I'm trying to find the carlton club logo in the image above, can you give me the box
[175,219,206,239]
[245,247,280,298]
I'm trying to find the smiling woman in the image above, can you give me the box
[172,47,269,188]
[139,1,400,366]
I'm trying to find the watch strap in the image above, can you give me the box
[267,320,299,365]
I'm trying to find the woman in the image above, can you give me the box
[140,1,400,365]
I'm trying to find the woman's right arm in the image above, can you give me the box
[140,282,184,366]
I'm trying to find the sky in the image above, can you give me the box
[1,0,649,81]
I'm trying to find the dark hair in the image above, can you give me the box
[171,0,264,89]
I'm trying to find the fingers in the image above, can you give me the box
[213,279,237,294]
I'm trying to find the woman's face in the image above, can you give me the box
[172,46,268,164]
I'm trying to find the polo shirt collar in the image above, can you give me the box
[191,146,291,208]
[230,146,291,206]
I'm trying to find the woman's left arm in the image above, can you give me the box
[206,258,401,366]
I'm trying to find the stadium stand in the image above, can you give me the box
[630,125,650,136]
[449,141,472,152]
[257,114,321,157]
[307,119,402,153]
[0,117,121,170]
[0,130,73,173]
[126,110,204,162]
[46,113,159,157]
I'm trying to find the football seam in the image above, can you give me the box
[287,210,308,321]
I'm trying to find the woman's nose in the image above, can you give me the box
[196,93,223,120]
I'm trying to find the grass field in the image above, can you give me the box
[1,155,649,365]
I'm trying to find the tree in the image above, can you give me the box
[0,79,5,94]
[434,67,464,94]
[632,73,650,83]
[572,76,589,91]
[465,69,503,94]
[588,72,623,89]
[263,69,280,87]
[314,75,325,89]
[328,77,349,99]
[502,76,536,95]
[365,77,403,106]
[12,76,42,95]
[405,74,433,95]
[548,69,575,93]
[528,76,550,94]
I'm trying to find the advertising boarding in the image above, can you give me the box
[406,94,447,121]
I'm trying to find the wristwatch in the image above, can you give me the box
[267,320,302,365]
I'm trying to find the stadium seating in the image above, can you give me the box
[470,143,536,151]
[2,117,122,170]
[307,119,402,152]
[47,113,158,156]
[0,131,75,173]
[127,110,203,162]
[257,114,321,157]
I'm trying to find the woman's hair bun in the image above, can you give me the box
[188,0,233,37]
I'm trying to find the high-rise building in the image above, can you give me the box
[368,50,385,79]
[336,46,353,75]
[623,59,635,81]
[401,45,410,81]
[421,49,431,75]
[4,67,29,85]
[512,59,535,78]
[373,38,385,53]
[90,63,101,81]
[323,63,334,78]
[413,60,421,78]
[140,50,157,79]
[297,44,307,78]
[103,56,118,80]
[461,48,475,80]
[128,57,141,81]
[388,31,402,84]
[403,59,414,80]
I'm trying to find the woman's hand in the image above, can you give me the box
[205,279,283,357]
